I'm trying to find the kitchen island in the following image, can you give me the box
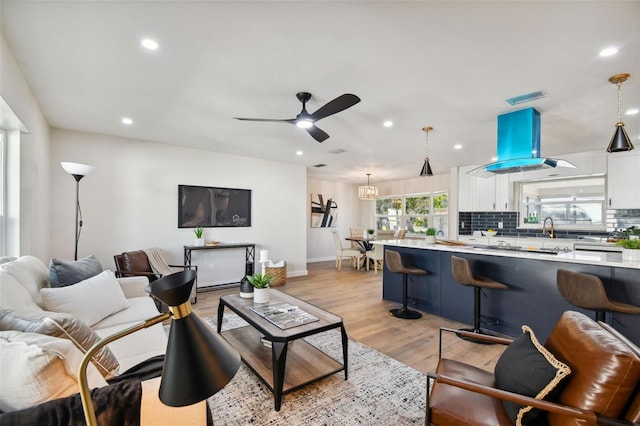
[377,239,640,345]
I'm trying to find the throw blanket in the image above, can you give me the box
[143,248,178,277]
[0,379,142,426]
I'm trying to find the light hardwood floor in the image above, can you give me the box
[193,261,506,375]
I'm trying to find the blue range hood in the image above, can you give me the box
[469,107,574,176]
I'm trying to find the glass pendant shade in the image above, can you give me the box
[358,173,379,200]
[420,158,433,176]
[607,123,634,152]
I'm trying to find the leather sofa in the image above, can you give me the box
[427,310,640,425]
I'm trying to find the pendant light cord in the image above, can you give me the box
[617,81,622,123]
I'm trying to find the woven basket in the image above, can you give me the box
[265,262,287,287]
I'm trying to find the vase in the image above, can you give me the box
[621,249,640,262]
[193,238,204,247]
[239,262,254,298]
[425,236,436,244]
[253,287,270,304]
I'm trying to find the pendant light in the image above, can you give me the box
[419,126,434,176]
[358,173,379,200]
[607,73,634,152]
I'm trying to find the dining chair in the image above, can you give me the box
[365,244,385,274]
[330,229,362,270]
[349,228,364,249]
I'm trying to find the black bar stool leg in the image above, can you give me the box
[389,274,422,320]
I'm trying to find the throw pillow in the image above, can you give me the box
[49,255,103,288]
[0,308,119,378]
[0,330,107,413]
[0,255,50,307]
[40,270,130,327]
[494,325,571,425]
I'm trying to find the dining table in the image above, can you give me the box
[344,236,376,269]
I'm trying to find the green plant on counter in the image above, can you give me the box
[426,228,437,236]
[367,229,375,235]
[617,239,640,250]
[247,272,273,289]
[194,227,204,238]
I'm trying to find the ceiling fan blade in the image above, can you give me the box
[309,94,361,122]
[234,117,296,123]
[306,125,330,143]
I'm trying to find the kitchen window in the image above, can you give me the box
[375,192,449,236]
[518,177,605,229]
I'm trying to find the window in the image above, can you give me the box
[519,177,605,229]
[375,192,449,236]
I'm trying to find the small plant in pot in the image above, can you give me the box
[193,227,204,246]
[367,229,375,237]
[617,239,640,262]
[425,228,437,244]
[247,273,273,303]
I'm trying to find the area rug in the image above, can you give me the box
[204,314,427,425]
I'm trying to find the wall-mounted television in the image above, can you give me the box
[178,185,251,228]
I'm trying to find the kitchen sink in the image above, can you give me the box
[473,245,566,255]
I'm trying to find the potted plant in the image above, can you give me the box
[247,272,273,303]
[617,239,640,262]
[425,228,437,244]
[193,227,205,246]
[367,229,375,238]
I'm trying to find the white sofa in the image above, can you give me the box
[0,255,167,373]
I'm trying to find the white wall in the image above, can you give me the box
[49,129,308,285]
[306,179,363,262]
[0,35,51,260]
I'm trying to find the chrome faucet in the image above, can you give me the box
[542,217,556,238]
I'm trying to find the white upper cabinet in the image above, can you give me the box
[607,151,640,209]
[458,166,512,211]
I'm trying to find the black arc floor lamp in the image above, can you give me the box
[78,270,241,426]
[61,162,95,260]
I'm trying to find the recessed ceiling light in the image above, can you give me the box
[141,38,159,50]
[121,117,133,125]
[453,144,462,150]
[296,150,303,156]
[625,108,639,115]
[383,120,393,127]
[599,47,618,57]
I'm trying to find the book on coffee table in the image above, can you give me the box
[250,302,319,329]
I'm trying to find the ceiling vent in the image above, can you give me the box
[506,90,548,105]
[328,148,347,154]
[312,163,328,168]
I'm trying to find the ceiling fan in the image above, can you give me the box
[234,92,361,142]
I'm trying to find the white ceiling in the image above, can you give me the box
[2,1,639,184]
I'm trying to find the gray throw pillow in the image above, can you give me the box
[49,255,103,287]
[0,308,120,378]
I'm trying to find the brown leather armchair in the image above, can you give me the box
[426,311,640,425]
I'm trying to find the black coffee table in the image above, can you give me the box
[217,290,348,411]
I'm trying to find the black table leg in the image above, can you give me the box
[216,302,225,333]
[340,324,349,380]
[271,340,288,411]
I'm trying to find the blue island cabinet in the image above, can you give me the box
[381,245,640,346]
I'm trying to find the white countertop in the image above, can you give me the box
[373,239,640,270]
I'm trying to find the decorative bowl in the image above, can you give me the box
[481,230,498,237]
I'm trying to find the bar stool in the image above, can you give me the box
[557,269,640,322]
[451,256,508,338]
[385,249,428,319]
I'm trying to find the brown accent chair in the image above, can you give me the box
[426,310,640,425]
[557,269,640,322]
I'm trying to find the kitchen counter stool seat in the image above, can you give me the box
[385,249,427,319]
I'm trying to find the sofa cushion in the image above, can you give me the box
[0,330,107,412]
[49,255,103,288]
[495,325,571,425]
[0,255,49,307]
[93,296,160,330]
[545,311,640,425]
[0,308,119,378]
[40,270,129,327]
[0,270,43,311]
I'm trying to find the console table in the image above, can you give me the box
[183,243,255,290]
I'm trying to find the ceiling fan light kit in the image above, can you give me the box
[419,126,434,177]
[358,173,379,200]
[607,73,634,153]
[234,92,360,143]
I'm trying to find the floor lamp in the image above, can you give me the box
[78,270,241,426]
[60,162,95,260]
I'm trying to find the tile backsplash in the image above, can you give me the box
[458,209,640,239]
